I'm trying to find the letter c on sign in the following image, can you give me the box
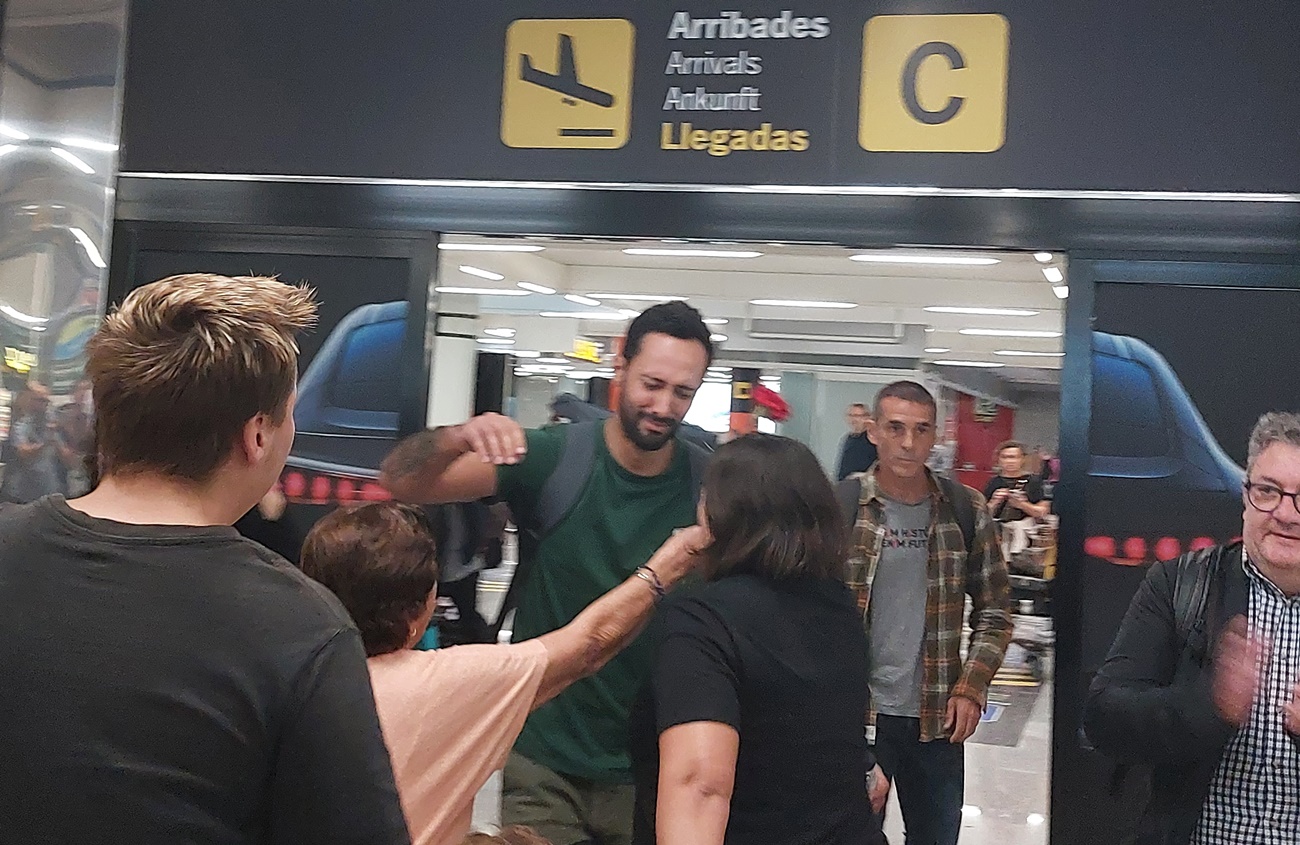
[901,41,966,125]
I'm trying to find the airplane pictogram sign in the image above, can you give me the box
[501,19,635,149]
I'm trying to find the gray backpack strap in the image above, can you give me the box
[491,421,602,640]
[683,440,711,506]
[936,475,976,554]
[531,420,602,536]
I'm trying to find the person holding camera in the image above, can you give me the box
[983,441,1049,562]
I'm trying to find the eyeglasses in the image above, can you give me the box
[1245,481,1300,514]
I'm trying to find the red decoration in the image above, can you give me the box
[752,383,791,422]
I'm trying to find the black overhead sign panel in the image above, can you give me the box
[120,1,1300,193]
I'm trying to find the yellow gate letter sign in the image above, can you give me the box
[859,14,1009,153]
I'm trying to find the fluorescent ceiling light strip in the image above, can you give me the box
[710,334,728,342]
[517,281,555,295]
[0,144,19,157]
[512,350,542,358]
[58,137,117,152]
[0,124,29,140]
[438,243,544,252]
[1042,267,1065,283]
[703,318,729,325]
[622,248,763,258]
[960,328,1063,338]
[539,311,630,320]
[932,360,1005,368]
[564,293,601,307]
[50,147,94,174]
[482,327,516,338]
[924,347,951,353]
[751,299,856,309]
[476,337,515,345]
[618,309,641,318]
[589,293,687,302]
[924,306,1038,316]
[1033,252,1054,263]
[459,265,504,281]
[68,227,107,268]
[435,286,528,296]
[851,254,1000,266]
[994,350,1065,357]
[1052,285,1070,299]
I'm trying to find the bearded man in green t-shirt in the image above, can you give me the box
[381,301,714,845]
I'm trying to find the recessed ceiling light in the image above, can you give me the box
[623,248,763,258]
[924,306,1039,316]
[1027,814,1046,826]
[703,318,729,325]
[1033,252,1054,263]
[962,805,984,818]
[1042,267,1065,283]
[960,328,1063,338]
[539,311,631,320]
[517,281,556,295]
[483,327,516,338]
[1052,285,1069,299]
[924,327,936,332]
[750,299,856,309]
[459,265,505,281]
[565,293,601,307]
[476,337,515,345]
[435,286,528,296]
[710,334,728,342]
[932,361,1005,368]
[994,350,1065,357]
[438,243,544,252]
[924,347,951,353]
[589,293,688,302]
[850,254,1000,266]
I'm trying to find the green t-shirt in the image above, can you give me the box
[497,423,697,783]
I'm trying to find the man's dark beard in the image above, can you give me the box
[618,399,680,452]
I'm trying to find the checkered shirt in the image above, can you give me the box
[1193,556,1300,844]
[846,468,1013,741]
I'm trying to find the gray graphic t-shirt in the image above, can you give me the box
[868,494,932,717]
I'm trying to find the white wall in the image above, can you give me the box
[1012,390,1061,452]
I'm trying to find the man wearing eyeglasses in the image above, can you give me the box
[1085,412,1300,845]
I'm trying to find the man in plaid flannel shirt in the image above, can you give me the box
[846,381,1012,845]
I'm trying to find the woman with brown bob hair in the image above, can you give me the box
[630,434,886,845]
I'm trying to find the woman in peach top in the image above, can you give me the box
[301,502,706,845]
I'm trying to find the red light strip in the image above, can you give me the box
[1085,535,1240,566]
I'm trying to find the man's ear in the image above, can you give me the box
[238,413,272,465]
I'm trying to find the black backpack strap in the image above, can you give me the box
[836,476,864,533]
[490,421,602,640]
[936,474,976,554]
[1171,542,1237,652]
